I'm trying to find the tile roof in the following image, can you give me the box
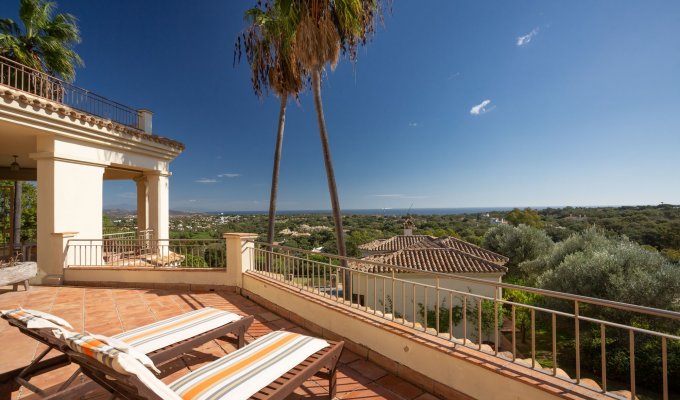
[359,235,508,265]
[0,86,185,151]
[359,235,435,252]
[352,247,508,274]
[433,236,509,264]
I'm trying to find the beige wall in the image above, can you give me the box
[64,267,228,287]
[242,273,562,400]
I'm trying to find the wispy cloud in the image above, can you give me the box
[516,28,539,47]
[372,194,427,199]
[218,173,240,178]
[195,178,217,184]
[408,122,418,127]
[117,192,136,199]
[447,72,460,80]
[470,99,493,115]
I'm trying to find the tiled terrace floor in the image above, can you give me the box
[0,285,438,400]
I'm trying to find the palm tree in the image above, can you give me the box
[0,0,82,256]
[280,0,386,294]
[0,0,83,82]
[236,3,305,248]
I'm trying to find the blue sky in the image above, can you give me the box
[3,1,680,211]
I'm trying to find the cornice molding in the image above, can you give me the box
[0,87,184,161]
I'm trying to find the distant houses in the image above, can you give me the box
[350,220,508,340]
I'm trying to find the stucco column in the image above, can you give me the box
[146,171,170,252]
[33,155,105,285]
[134,175,149,232]
[224,233,258,287]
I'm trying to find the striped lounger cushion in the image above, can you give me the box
[112,307,242,354]
[63,332,136,374]
[1,308,74,331]
[169,331,330,400]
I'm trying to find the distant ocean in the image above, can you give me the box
[208,207,544,216]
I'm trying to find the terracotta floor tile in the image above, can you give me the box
[375,375,423,399]
[413,393,440,400]
[348,360,388,381]
[0,286,431,400]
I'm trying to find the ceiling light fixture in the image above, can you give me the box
[10,155,20,172]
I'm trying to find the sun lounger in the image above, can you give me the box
[0,307,254,398]
[58,330,344,400]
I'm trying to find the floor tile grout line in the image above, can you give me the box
[81,287,85,332]
[138,290,159,322]
[111,288,126,333]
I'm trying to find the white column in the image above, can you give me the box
[146,171,170,242]
[35,156,105,284]
[134,175,148,232]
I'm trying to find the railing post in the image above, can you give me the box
[223,233,258,288]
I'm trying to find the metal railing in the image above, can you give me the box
[102,229,154,241]
[66,238,225,268]
[249,242,680,399]
[0,55,140,129]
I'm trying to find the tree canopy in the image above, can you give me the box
[0,0,83,81]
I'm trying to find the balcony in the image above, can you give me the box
[0,57,184,285]
[0,55,142,131]
[10,234,670,399]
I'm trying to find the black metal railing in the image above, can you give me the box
[0,55,140,129]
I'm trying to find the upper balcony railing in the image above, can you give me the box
[0,55,140,130]
[249,242,680,400]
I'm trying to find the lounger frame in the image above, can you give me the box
[0,313,254,399]
[59,339,344,400]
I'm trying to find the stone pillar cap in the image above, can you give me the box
[223,232,259,239]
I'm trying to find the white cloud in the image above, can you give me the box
[188,199,197,203]
[447,72,460,80]
[195,178,217,183]
[218,173,240,178]
[408,122,418,127]
[117,192,136,199]
[470,99,492,115]
[516,28,539,47]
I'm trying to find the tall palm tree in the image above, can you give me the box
[243,0,387,298]
[0,0,83,82]
[279,0,386,291]
[236,3,305,248]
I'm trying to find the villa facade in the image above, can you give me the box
[0,56,183,284]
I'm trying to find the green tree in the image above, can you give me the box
[523,227,680,311]
[0,0,83,82]
[236,2,305,248]
[505,208,543,228]
[483,224,554,278]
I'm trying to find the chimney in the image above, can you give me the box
[137,109,153,134]
[403,217,415,236]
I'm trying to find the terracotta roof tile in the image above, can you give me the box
[352,248,508,274]
[358,235,508,265]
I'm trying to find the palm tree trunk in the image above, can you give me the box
[311,68,350,299]
[13,181,22,256]
[266,96,288,247]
